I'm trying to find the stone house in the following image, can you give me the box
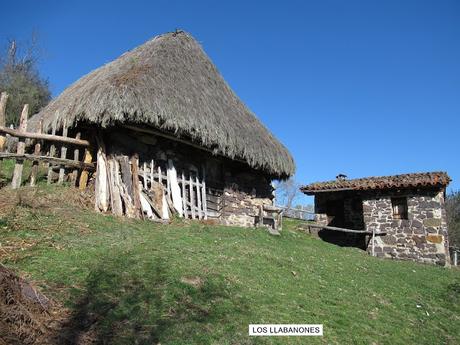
[301,172,451,266]
[29,31,294,227]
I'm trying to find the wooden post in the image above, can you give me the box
[181,171,188,218]
[131,155,142,219]
[196,175,202,219]
[189,173,196,219]
[201,167,208,220]
[0,92,8,152]
[71,132,81,186]
[29,119,43,186]
[11,104,28,189]
[454,250,458,267]
[47,119,57,184]
[167,159,183,217]
[58,121,68,184]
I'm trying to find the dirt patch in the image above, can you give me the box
[180,276,203,288]
[0,265,65,345]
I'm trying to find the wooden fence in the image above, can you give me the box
[0,93,94,189]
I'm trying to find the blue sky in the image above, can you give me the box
[1,0,459,199]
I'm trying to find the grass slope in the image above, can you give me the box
[1,185,459,345]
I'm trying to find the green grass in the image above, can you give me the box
[1,185,459,344]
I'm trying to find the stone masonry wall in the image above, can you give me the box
[363,189,450,266]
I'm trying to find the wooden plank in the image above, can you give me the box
[11,104,28,189]
[150,160,154,191]
[196,175,202,219]
[58,121,68,184]
[95,146,109,212]
[108,158,123,216]
[0,125,90,146]
[143,162,147,189]
[29,119,43,186]
[181,171,188,218]
[47,119,57,184]
[189,173,196,219]
[0,92,8,151]
[167,159,183,217]
[201,167,208,220]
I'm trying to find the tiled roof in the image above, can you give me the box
[300,172,451,194]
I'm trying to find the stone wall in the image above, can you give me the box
[362,188,450,266]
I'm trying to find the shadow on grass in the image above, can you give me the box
[57,251,249,344]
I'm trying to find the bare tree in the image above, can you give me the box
[274,177,302,209]
[0,33,50,126]
[446,190,460,249]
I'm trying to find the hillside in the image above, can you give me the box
[1,185,459,345]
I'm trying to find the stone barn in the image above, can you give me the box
[30,31,295,227]
[301,172,451,266]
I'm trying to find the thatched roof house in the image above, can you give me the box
[35,30,294,178]
[34,31,294,226]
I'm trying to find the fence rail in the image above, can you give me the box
[0,93,93,189]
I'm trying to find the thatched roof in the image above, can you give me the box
[35,31,294,177]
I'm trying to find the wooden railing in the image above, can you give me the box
[0,93,94,189]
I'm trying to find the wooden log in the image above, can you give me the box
[108,157,123,216]
[167,159,183,217]
[11,104,28,189]
[58,121,68,184]
[201,167,208,220]
[0,125,90,146]
[0,92,8,151]
[29,119,43,186]
[189,173,196,219]
[181,171,188,218]
[131,155,142,219]
[196,175,202,219]
[47,119,57,184]
[71,132,81,185]
[306,223,386,235]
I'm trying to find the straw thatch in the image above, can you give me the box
[35,31,294,177]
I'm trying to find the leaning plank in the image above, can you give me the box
[11,105,28,189]
[201,168,208,220]
[0,125,90,146]
[181,171,188,218]
[196,175,202,219]
[95,147,109,212]
[167,159,183,217]
[0,92,8,151]
[58,121,68,184]
[189,173,196,219]
[130,155,142,219]
[108,158,123,216]
[29,119,43,186]
[0,153,95,169]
